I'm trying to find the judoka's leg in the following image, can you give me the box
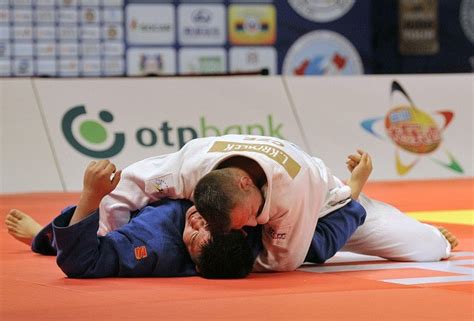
[342,194,454,262]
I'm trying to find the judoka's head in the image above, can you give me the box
[183,206,255,279]
[183,206,211,261]
[194,168,264,234]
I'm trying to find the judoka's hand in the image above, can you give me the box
[82,160,122,203]
[346,150,372,200]
[70,160,121,226]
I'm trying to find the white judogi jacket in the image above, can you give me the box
[99,135,351,272]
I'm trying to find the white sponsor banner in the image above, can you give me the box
[13,58,33,75]
[59,58,79,76]
[126,47,176,76]
[13,43,33,56]
[0,59,10,75]
[36,42,56,56]
[229,46,277,74]
[13,26,33,39]
[81,26,100,40]
[103,8,123,23]
[103,0,123,6]
[34,77,304,191]
[103,23,123,41]
[2,76,472,193]
[37,0,55,6]
[0,41,10,57]
[179,47,226,74]
[35,9,55,23]
[0,25,9,39]
[126,4,175,45]
[178,4,226,45]
[81,58,101,76]
[103,57,124,75]
[81,42,100,56]
[36,59,56,75]
[36,26,55,39]
[285,74,473,180]
[58,10,78,24]
[103,42,124,56]
[59,42,79,57]
[13,9,32,23]
[81,7,100,24]
[0,9,9,23]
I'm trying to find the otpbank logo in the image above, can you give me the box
[62,106,125,158]
[62,105,285,158]
[361,81,464,176]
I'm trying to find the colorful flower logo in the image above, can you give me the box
[361,81,464,175]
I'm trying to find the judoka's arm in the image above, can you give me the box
[51,160,123,278]
[53,208,120,278]
[305,200,366,264]
[304,151,371,263]
[69,160,121,226]
[346,150,372,200]
[97,155,179,235]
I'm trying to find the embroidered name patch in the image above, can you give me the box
[208,141,301,178]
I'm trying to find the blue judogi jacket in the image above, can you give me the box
[39,199,197,278]
[32,199,366,278]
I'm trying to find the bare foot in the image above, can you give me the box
[5,209,43,246]
[438,227,459,250]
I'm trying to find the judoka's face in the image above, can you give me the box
[229,179,264,230]
[183,206,211,261]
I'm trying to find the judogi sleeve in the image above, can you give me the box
[98,156,176,235]
[53,208,120,278]
[97,139,205,236]
[304,200,367,264]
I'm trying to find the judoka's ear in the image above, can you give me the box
[239,175,253,191]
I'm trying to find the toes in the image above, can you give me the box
[438,227,459,250]
[5,214,19,224]
[450,237,459,249]
[6,224,17,234]
[5,220,17,230]
[9,209,25,220]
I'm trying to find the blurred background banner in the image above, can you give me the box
[0,0,472,77]
[285,74,473,181]
[1,75,472,192]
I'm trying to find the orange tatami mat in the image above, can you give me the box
[1,179,473,321]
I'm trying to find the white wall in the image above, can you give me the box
[1,75,472,193]
[0,79,63,193]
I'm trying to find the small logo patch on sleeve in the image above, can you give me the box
[265,225,291,246]
[145,174,174,196]
[134,246,148,260]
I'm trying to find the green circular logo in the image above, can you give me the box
[62,106,125,158]
[80,121,107,144]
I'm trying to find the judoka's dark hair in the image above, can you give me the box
[196,231,254,279]
[194,169,241,234]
